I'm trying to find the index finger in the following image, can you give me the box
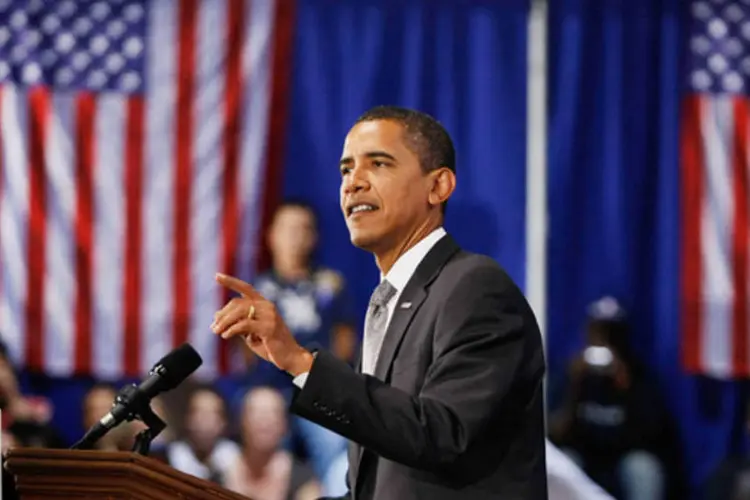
[215,273,263,299]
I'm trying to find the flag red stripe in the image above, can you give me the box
[681,95,704,373]
[73,93,96,375]
[218,0,247,373]
[731,99,749,377]
[124,97,145,375]
[173,0,198,349]
[256,0,295,275]
[25,88,50,371]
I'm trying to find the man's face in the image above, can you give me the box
[339,120,433,252]
[268,206,317,263]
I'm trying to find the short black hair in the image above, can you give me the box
[354,105,456,175]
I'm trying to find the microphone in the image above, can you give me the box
[72,343,203,450]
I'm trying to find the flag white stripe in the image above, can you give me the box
[92,96,126,379]
[700,97,734,378]
[238,0,276,281]
[0,86,28,366]
[43,94,76,375]
[142,0,178,372]
[190,0,227,378]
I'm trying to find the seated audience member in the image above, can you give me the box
[166,384,240,484]
[548,297,675,500]
[239,201,354,486]
[225,386,320,500]
[0,338,53,430]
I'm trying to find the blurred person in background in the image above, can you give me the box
[166,383,240,485]
[0,338,53,430]
[548,296,679,500]
[224,386,320,500]
[244,200,354,486]
[703,399,750,500]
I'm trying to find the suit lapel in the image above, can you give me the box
[373,234,460,381]
[353,234,460,495]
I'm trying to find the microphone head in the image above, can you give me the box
[152,343,203,392]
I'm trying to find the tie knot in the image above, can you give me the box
[370,279,396,308]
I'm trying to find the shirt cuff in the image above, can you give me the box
[292,351,317,388]
[293,371,309,388]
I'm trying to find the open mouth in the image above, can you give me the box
[347,203,379,217]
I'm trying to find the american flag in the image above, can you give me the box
[0,0,292,380]
[682,0,750,378]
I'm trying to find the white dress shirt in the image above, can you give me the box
[293,227,447,387]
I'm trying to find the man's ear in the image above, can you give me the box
[427,167,456,207]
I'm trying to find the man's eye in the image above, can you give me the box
[373,161,387,167]
[340,167,351,175]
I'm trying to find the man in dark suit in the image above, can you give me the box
[212,106,548,499]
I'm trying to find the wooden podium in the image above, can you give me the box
[5,448,251,499]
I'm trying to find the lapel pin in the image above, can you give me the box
[400,302,412,309]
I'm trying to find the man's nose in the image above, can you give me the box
[343,169,368,193]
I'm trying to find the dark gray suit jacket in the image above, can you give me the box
[291,235,548,499]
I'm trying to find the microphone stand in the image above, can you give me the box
[130,400,166,456]
[72,384,166,456]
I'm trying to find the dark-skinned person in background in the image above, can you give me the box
[548,297,684,500]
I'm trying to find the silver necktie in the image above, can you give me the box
[362,279,396,375]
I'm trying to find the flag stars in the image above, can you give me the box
[124,4,144,22]
[89,35,109,56]
[22,62,42,84]
[91,2,111,22]
[0,0,146,93]
[55,67,74,85]
[71,52,91,71]
[10,11,27,30]
[123,36,143,58]
[709,53,729,73]
[119,71,140,91]
[692,70,713,90]
[57,0,77,19]
[55,32,76,54]
[42,15,61,35]
[0,27,10,48]
[73,18,93,37]
[87,69,107,88]
[723,37,743,56]
[107,20,126,39]
[724,5,744,23]
[709,18,729,39]
[105,53,125,73]
[723,72,744,91]
[694,2,714,21]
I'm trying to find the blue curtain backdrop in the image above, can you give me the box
[547,0,744,493]
[281,0,531,324]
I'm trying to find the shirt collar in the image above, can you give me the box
[382,227,447,293]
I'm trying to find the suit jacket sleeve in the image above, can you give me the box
[290,264,531,474]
